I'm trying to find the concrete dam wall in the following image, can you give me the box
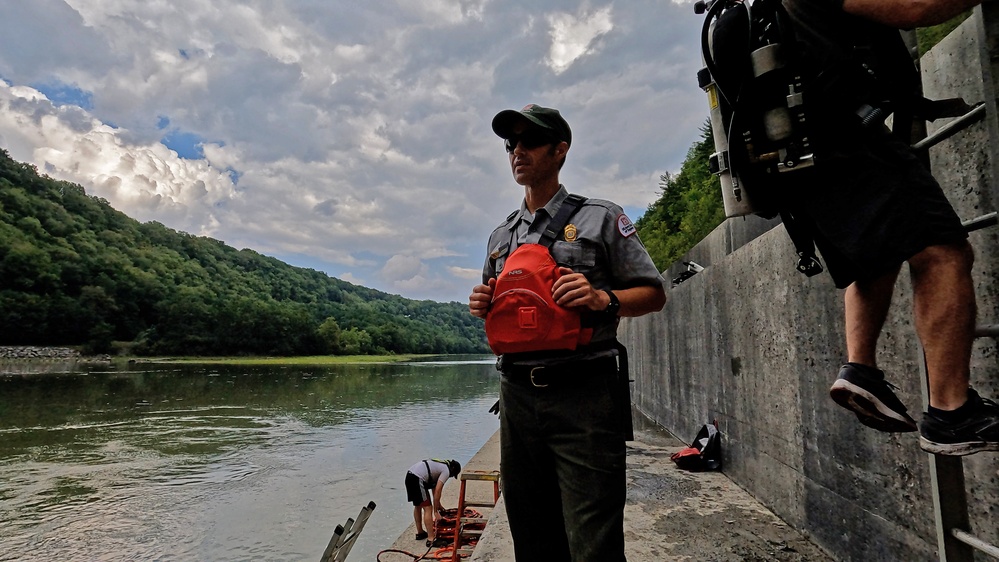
[620,17,999,562]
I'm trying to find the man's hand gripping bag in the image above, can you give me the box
[485,243,592,355]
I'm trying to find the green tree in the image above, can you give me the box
[635,123,725,271]
[340,328,373,355]
[79,284,118,351]
[317,317,343,354]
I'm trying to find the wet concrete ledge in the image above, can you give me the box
[381,415,835,561]
[378,431,502,561]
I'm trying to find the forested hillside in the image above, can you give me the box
[0,149,488,356]
[636,124,724,272]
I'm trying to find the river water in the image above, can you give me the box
[0,357,500,562]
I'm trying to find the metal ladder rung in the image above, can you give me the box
[920,8,999,561]
[925,205,998,562]
[952,529,999,559]
[913,103,987,153]
[948,320,999,560]
[962,211,998,232]
[924,207,999,561]
[462,501,496,508]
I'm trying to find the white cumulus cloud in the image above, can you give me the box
[0,82,237,236]
[0,0,708,302]
[546,7,614,74]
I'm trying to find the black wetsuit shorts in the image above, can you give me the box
[781,128,968,288]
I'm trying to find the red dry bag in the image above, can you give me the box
[485,243,592,355]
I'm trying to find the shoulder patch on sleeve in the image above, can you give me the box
[617,214,637,237]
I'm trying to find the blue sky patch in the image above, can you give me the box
[32,81,94,110]
[158,116,208,160]
[623,205,647,223]
[162,128,205,160]
[225,167,242,185]
[158,115,237,177]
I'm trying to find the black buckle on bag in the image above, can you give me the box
[529,367,549,388]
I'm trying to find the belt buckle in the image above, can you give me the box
[529,366,549,388]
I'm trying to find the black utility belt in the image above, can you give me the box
[501,356,618,388]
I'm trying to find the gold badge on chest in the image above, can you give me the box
[564,224,578,242]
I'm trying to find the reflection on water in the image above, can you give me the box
[0,357,500,562]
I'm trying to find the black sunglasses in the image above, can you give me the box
[504,130,555,153]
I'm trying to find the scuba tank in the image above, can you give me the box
[695,0,814,219]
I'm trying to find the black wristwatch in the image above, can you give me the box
[602,290,620,317]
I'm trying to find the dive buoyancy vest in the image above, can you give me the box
[485,194,593,355]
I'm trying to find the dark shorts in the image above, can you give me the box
[405,472,429,507]
[781,129,968,288]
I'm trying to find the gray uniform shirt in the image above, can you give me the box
[482,185,665,353]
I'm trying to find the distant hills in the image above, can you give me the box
[0,148,489,356]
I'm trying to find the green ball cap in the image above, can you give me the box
[492,104,571,147]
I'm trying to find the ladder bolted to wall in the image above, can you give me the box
[914,5,999,561]
[918,211,999,562]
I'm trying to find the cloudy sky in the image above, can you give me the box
[0,0,706,304]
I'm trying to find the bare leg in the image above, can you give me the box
[844,266,901,367]
[413,506,424,535]
[908,242,976,410]
[423,506,435,541]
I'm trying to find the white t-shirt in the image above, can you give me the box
[408,459,451,488]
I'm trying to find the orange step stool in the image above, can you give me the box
[450,469,500,561]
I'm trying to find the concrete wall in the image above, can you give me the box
[621,16,999,562]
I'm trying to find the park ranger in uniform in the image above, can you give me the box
[468,104,667,562]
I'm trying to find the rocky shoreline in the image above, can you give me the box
[0,346,82,360]
[0,346,114,371]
